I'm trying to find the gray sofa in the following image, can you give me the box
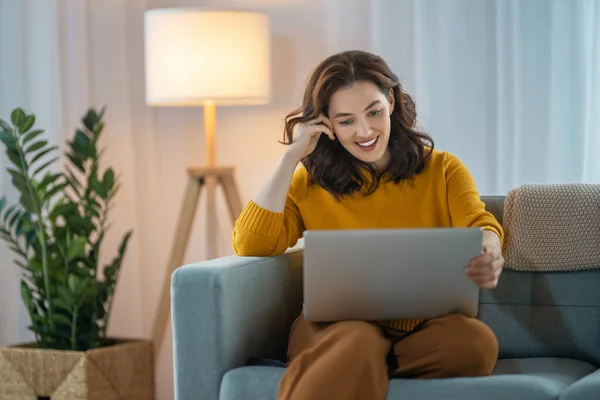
[171,195,600,400]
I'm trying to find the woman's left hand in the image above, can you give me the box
[465,231,504,290]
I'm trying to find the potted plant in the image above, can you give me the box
[0,108,153,399]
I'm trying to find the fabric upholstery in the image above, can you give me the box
[502,184,600,271]
[220,358,597,400]
[478,268,600,365]
[172,195,600,400]
[171,250,304,400]
[560,369,600,400]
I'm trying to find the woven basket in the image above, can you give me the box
[0,338,154,400]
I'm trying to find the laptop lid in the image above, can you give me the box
[302,228,482,322]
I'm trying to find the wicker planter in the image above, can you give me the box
[0,338,154,400]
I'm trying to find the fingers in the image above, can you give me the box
[310,113,331,127]
[309,114,335,140]
[465,253,504,290]
[469,249,503,269]
[314,125,335,141]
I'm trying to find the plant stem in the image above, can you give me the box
[12,129,52,326]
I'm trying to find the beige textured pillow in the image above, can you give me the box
[503,183,600,272]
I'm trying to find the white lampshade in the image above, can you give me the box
[144,8,271,106]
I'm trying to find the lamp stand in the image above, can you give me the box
[151,103,243,359]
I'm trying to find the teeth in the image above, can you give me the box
[358,137,377,147]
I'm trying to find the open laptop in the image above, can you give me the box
[302,227,483,322]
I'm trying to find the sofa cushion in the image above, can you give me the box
[560,369,600,400]
[219,358,597,400]
[479,268,600,365]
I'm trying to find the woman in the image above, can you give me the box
[232,50,505,400]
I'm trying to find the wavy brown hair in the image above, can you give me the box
[281,50,434,198]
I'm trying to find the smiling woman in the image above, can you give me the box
[280,50,434,197]
[232,50,504,400]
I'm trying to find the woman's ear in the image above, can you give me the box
[388,88,395,114]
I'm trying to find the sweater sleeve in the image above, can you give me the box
[232,194,305,257]
[444,152,504,246]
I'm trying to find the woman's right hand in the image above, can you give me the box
[285,114,335,162]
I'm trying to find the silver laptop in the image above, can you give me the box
[302,227,483,322]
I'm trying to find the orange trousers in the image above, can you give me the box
[278,313,499,400]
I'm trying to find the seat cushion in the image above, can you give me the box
[560,369,600,400]
[219,358,597,400]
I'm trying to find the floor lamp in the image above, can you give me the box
[143,8,271,357]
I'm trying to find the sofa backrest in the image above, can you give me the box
[479,194,600,365]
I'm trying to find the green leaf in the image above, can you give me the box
[24,140,48,154]
[21,281,34,311]
[7,168,29,197]
[25,229,36,247]
[66,153,85,173]
[66,214,95,235]
[6,148,22,168]
[83,284,98,297]
[37,326,72,341]
[3,204,17,223]
[19,194,37,214]
[42,182,68,203]
[58,285,77,304]
[10,108,25,127]
[15,212,32,235]
[0,130,17,149]
[83,109,100,132]
[15,260,29,270]
[0,197,5,214]
[88,197,101,211]
[33,157,58,177]
[22,129,44,144]
[8,209,22,228]
[67,237,87,260]
[102,169,115,193]
[50,313,72,326]
[9,245,27,258]
[84,204,100,219]
[67,273,88,294]
[90,177,106,198]
[0,119,11,131]
[49,202,78,221]
[19,115,35,134]
[71,130,97,159]
[38,172,61,191]
[65,167,81,187]
[27,258,43,273]
[30,145,57,165]
[53,298,72,312]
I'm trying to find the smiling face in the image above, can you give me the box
[328,81,395,170]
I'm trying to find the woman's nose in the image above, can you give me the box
[356,119,372,138]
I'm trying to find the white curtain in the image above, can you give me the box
[370,0,600,194]
[0,0,68,350]
[0,0,157,393]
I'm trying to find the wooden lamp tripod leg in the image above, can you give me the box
[152,103,245,361]
[151,167,243,361]
[151,175,203,355]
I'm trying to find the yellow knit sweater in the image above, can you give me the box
[232,149,504,332]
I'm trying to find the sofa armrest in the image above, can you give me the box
[171,249,304,400]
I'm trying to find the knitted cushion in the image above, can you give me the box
[503,183,600,271]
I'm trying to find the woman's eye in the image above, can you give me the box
[368,109,382,116]
[339,119,353,126]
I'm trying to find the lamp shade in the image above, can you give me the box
[144,8,271,106]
